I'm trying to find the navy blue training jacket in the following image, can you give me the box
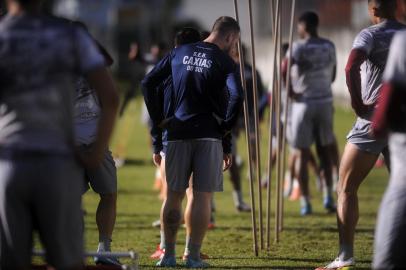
[141,41,243,153]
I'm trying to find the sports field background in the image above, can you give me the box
[43,90,388,269]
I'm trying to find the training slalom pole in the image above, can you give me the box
[274,0,283,243]
[32,250,138,269]
[279,0,296,232]
[266,0,279,250]
[233,0,258,256]
[247,0,264,250]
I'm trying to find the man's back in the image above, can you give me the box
[354,20,406,106]
[0,14,104,153]
[171,41,234,121]
[291,37,336,102]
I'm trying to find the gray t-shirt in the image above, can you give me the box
[290,37,336,103]
[352,20,405,108]
[74,78,101,145]
[383,30,406,85]
[0,14,105,153]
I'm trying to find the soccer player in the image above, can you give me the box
[142,16,243,268]
[371,31,406,269]
[0,0,119,269]
[316,1,405,269]
[287,11,337,215]
[72,22,120,266]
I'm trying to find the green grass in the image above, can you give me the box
[80,97,388,269]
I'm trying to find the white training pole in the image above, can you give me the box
[32,250,138,269]
[266,0,279,250]
[247,0,264,250]
[233,0,258,256]
[274,0,282,244]
[279,0,296,233]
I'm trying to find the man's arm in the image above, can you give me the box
[345,49,369,116]
[371,82,393,137]
[86,67,119,166]
[222,69,244,131]
[141,53,172,125]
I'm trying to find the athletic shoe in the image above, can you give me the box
[185,258,210,268]
[156,255,177,267]
[300,203,312,216]
[236,202,251,212]
[94,255,121,266]
[207,222,216,230]
[182,252,210,261]
[152,219,161,228]
[323,196,336,213]
[150,245,165,259]
[315,257,355,270]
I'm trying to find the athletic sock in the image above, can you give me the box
[232,190,244,206]
[159,230,166,250]
[97,236,111,252]
[323,184,333,198]
[300,196,310,208]
[338,244,354,261]
[165,242,176,257]
[188,242,202,261]
[184,235,191,255]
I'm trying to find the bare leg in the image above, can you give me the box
[336,143,379,259]
[96,193,117,250]
[187,191,212,260]
[163,190,185,256]
[296,148,311,197]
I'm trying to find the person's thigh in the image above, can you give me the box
[0,159,33,269]
[289,102,313,148]
[86,149,117,195]
[192,140,223,193]
[166,141,193,192]
[374,134,406,269]
[338,143,379,194]
[34,156,84,269]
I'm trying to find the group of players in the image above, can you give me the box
[0,0,406,269]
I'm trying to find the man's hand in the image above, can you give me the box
[223,153,233,171]
[153,153,162,167]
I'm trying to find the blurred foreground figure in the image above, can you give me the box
[316,0,405,269]
[142,16,243,268]
[0,0,118,269]
[72,22,121,266]
[371,26,406,270]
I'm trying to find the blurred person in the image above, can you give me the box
[142,16,243,268]
[371,25,406,269]
[371,29,406,270]
[0,0,119,269]
[286,11,337,215]
[316,0,405,269]
[72,22,120,266]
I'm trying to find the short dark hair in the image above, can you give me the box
[368,0,397,14]
[211,16,240,35]
[298,11,319,30]
[175,27,201,46]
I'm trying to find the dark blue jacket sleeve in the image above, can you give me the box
[222,133,232,154]
[222,68,244,131]
[141,52,173,154]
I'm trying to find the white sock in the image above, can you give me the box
[232,190,243,206]
[184,236,191,255]
[338,244,354,261]
[159,230,165,250]
[300,196,310,207]
[97,237,111,252]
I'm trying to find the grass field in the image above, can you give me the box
[79,96,388,270]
